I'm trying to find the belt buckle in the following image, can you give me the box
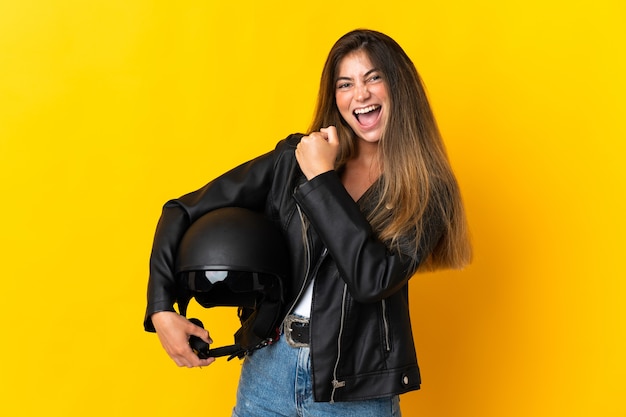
[284,315,309,348]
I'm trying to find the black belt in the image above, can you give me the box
[284,315,310,347]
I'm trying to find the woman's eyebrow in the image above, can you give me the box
[336,68,379,82]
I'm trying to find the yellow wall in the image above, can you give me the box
[1,1,624,416]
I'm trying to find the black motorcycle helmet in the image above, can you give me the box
[175,207,289,360]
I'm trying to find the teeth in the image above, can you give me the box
[354,105,380,115]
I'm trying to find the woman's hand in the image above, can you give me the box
[151,311,215,368]
[296,126,340,180]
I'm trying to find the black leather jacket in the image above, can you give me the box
[144,134,444,402]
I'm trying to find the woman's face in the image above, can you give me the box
[335,50,390,144]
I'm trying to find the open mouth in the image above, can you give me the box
[353,105,382,127]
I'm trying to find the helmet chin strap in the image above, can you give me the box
[188,318,278,361]
[187,318,243,360]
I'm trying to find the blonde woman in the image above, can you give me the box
[145,29,472,417]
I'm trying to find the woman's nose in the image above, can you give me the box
[355,83,370,101]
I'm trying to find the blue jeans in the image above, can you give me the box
[231,335,401,417]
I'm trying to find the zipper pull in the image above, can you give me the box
[332,379,346,388]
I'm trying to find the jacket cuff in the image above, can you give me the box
[143,302,178,332]
[296,170,341,200]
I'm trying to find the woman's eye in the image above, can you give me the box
[337,82,351,89]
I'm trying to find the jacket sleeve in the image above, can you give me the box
[143,136,297,331]
[293,170,444,303]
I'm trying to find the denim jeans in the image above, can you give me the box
[231,335,401,417]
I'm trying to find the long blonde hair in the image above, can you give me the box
[309,29,472,270]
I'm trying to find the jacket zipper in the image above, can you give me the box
[330,284,348,403]
[381,299,391,352]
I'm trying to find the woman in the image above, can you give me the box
[144,29,472,416]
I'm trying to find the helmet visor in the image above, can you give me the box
[182,270,278,294]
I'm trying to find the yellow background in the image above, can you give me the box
[1,1,624,416]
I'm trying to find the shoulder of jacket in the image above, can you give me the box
[276,133,305,150]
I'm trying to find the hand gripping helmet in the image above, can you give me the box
[175,207,289,360]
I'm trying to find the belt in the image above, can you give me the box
[284,314,310,347]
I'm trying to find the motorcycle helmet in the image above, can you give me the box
[175,207,289,360]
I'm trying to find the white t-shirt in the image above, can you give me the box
[292,280,314,318]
